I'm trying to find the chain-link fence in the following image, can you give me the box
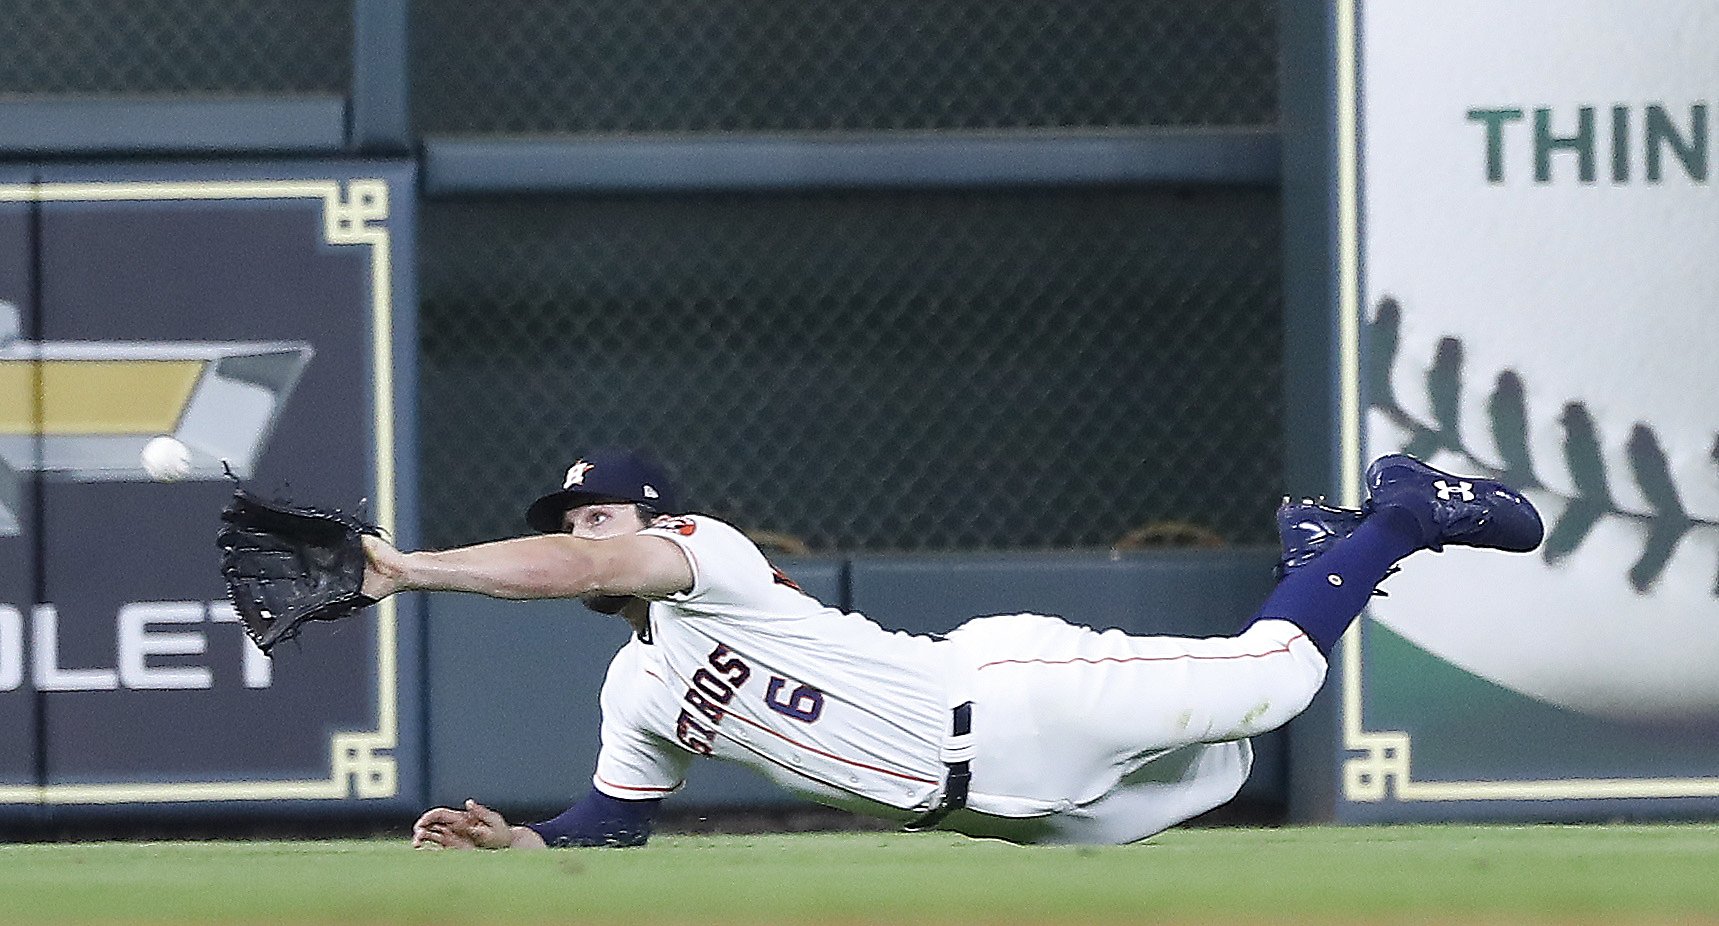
[420,188,1282,553]
[0,1,1286,554]
[0,0,351,95]
[414,0,1277,134]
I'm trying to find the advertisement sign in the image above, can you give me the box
[0,166,37,790]
[1339,1,1719,817]
[0,164,416,809]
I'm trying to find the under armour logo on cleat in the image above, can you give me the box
[1433,479,1475,502]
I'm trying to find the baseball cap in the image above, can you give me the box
[525,449,679,533]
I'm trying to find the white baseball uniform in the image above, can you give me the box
[592,514,1329,845]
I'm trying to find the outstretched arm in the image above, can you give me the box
[412,791,661,850]
[362,532,691,602]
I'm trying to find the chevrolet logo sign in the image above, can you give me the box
[0,300,310,536]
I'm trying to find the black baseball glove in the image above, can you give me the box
[217,480,382,654]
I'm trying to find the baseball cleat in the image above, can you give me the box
[1274,498,1399,595]
[1363,453,1545,553]
[1274,497,1364,581]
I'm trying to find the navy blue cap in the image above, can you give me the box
[525,450,679,533]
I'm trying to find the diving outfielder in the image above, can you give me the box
[368,450,1543,848]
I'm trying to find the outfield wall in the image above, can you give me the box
[8,1,1708,835]
[0,3,1292,830]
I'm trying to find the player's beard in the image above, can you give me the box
[581,594,632,615]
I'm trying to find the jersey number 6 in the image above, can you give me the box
[764,676,825,723]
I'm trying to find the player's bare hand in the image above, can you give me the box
[411,806,477,850]
[412,799,516,850]
[362,535,410,600]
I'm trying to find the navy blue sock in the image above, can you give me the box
[524,788,661,847]
[1245,505,1424,656]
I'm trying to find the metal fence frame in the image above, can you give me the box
[0,1,1280,192]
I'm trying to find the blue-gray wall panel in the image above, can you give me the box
[351,0,411,152]
[849,549,1278,636]
[423,129,1280,196]
[424,595,630,812]
[0,98,346,157]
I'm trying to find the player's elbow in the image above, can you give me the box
[582,535,691,600]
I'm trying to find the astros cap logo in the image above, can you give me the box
[564,460,595,488]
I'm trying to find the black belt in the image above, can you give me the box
[904,701,973,832]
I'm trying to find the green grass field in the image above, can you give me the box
[2,824,1716,924]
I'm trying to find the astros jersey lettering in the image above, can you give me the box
[593,515,951,815]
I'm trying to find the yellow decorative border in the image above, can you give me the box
[0,178,398,803]
[1334,3,1719,803]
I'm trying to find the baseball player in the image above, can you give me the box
[370,449,1542,848]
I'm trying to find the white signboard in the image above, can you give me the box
[1345,0,1719,806]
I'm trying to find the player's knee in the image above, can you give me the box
[1271,656,1326,728]
[1273,641,1328,725]
[1230,622,1329,736]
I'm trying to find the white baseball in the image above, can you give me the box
[140,436,193,482]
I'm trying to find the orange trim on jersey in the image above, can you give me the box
[715,727,926,811]
[595,774,680,795]
[718,705,939,785]
[975,632,1310,672]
